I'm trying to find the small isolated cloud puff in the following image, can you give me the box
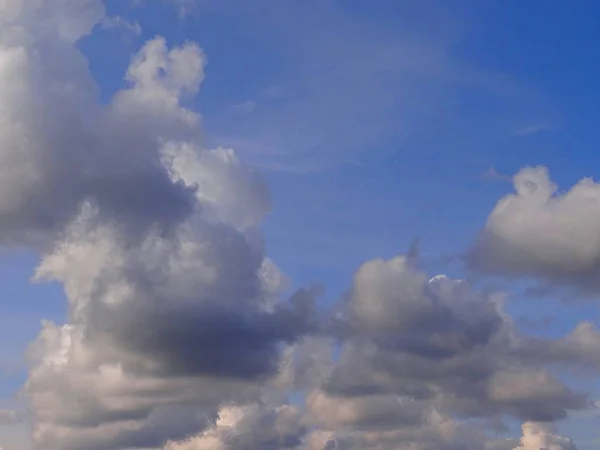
[467,166,600,294]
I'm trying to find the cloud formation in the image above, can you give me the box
[513,422,576,450]
[468,166,600,294]
[0,1,594,449]
[0,1,312,448]
[300,256,590,449]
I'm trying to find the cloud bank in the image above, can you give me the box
[0,1,594,449]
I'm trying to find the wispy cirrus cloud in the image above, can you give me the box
[101,15,142,35]
[187,0,557,173]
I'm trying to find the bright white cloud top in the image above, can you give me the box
[0,0,596,450]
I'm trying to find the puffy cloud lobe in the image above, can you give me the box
[513,422,576,450]
[0,26,202,247]
[163,143,271,230]
[468,166,600,293]
[165,404,307,450]
[32,206,315,377]
[344,258,504,358]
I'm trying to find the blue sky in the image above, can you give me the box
[84,0,600,322]
[2,1,600,449]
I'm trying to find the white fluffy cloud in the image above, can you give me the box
[468,166,600,293]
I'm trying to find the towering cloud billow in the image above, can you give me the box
[0,0,593,449]
[0,1,314,449]
[299,255,588,449]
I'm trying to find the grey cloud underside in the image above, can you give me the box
[0,1,591,450]
[99,298,316,379]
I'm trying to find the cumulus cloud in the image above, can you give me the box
[468,166,600,294]
[514,321,600,372]
[306,255,593,448]
[0,6,199,247]
[513,422,576,450]
[0,1,314,449]
[326,257,586,420]
[0,1,593,449]
[22,88,314,448]
[165,403,307,450]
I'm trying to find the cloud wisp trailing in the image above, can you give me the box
[0,1,595,450]
[199,0,557,173]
